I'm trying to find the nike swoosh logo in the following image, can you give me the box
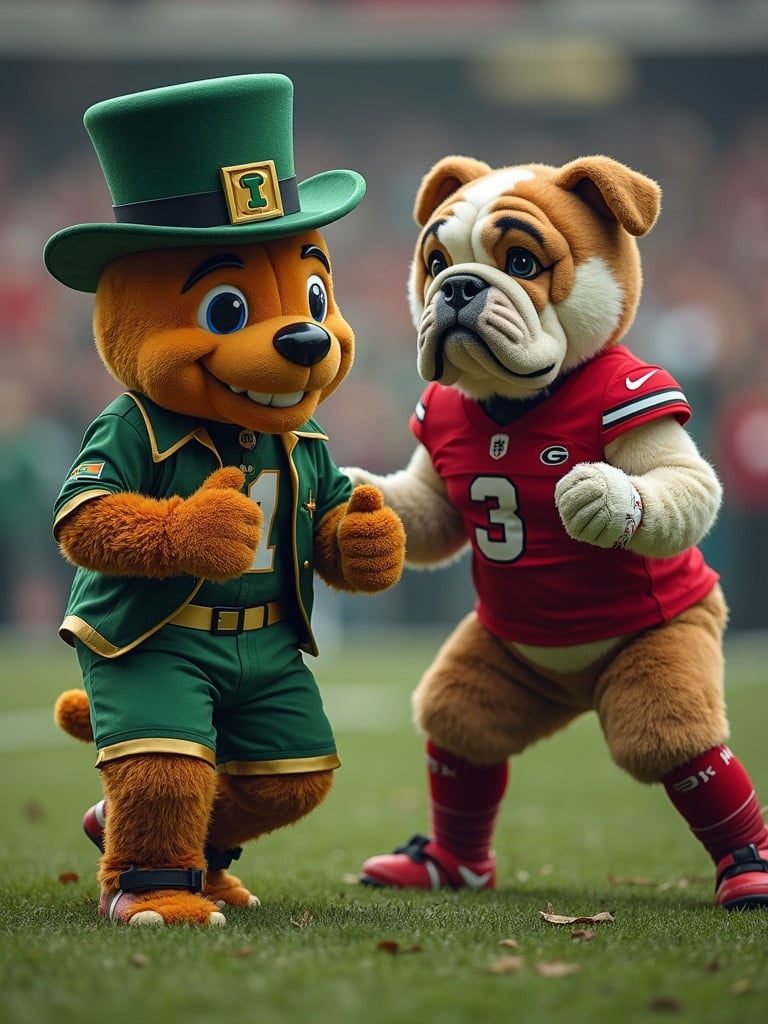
[625,369,658,391]
[457,865,493,890]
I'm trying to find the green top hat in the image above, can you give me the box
[44,73,366,292]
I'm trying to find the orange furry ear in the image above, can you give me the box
[555,156,661,236]
[414,155,493,226]
[54,689,93,742]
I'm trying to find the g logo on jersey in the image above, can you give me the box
[540,445,569,466]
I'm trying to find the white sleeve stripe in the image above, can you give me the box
[602,388,688,429]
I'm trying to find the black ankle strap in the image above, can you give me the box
[204,844,243,871]
[393,834,431,863]
[118,866,204,893]
[717,844,768,886]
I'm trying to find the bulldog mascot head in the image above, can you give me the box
[46,74,405,926]
[347,154,768,910]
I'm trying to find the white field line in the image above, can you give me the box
[0,684,410,753]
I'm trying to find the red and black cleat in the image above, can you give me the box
[83,799,107,853]
[359,833,495,891]
[715,843,768,910]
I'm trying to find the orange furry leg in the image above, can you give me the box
[203,770,334,908]
[99,753,223,926]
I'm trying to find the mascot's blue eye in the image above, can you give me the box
[197,285,248,334]
[307,274,328,323]
[505,248,542,280]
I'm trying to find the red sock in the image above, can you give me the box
[663,745,768,863]
[426,739,508,862]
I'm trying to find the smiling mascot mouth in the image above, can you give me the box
[226,384,305,408]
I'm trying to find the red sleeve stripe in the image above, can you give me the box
[602,387,689,430]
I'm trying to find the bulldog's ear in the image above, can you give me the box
[554,156,661,236]
[414,155,493,227]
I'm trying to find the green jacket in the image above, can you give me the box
[54,392,352,658]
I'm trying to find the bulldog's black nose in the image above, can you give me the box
[441,274,489,311]
[272,323,331,366]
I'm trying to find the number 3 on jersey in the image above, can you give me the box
[470,475,525,563]
[247,470,279,571]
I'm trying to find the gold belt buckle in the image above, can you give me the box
[211,606,246,635]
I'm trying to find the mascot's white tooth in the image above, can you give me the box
[272,391,304,408]
[246,390,272,405]
[228,384,246,394]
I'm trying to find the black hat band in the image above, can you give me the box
[113,175,300,229]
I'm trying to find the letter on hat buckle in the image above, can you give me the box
[220,160,285,224]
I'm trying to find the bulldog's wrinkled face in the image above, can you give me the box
[408,156,661,400]
[94,230,354,433]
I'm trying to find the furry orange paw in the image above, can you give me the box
[100,888,226,926]
[204,869,261,909]
[337,486,405,592]
[168,468,263,580]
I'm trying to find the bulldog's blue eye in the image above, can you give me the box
[505,248,542,280]
[197,285,248,334]
[307,274,328,323]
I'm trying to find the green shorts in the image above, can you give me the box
[74,619,339,775]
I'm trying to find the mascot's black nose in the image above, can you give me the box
[441,274,489,312]
[272,323,331,367]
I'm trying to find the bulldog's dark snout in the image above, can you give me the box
[441,274,488,312]
[273,322,331,366]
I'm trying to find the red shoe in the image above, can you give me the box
[715,843,768,910]
[359,834,495,891]
[83,799,107,852]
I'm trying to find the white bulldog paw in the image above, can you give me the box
[554,462,642,549]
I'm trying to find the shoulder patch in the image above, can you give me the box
[69,461,105,480]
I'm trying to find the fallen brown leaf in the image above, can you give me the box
[129,954,149,969]
[22,800,45,823]
[498,938,520,949]
[487,955,525,975]
[57,872,79,885]
[539,908,615,926]
[535,960,580,978]
[609,874,656,886]
[657,875,709,892]
[648,995,683,1013]
[571,929,596,942]
[731,978,753,995]
[290,910,313,929]
[376,940,423,955]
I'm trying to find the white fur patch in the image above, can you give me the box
[463,168,536,209]
[555,256,623,364]
[438,168,538,268]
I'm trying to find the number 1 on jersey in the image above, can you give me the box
[247,470,279,571]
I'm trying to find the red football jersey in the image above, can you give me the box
[411,345,719,645]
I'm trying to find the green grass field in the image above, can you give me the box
[1,626,767,1024]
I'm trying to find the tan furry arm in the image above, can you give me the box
[607,417,722,557]
[343,444,468,567]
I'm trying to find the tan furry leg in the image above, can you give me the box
[204,770,334,907]
[100,753,223,926]
[597,586,730,783]
[413,612,581,764]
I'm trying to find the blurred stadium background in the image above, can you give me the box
[1,0,767,641]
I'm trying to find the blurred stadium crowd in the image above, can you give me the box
[1,1,767,633]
